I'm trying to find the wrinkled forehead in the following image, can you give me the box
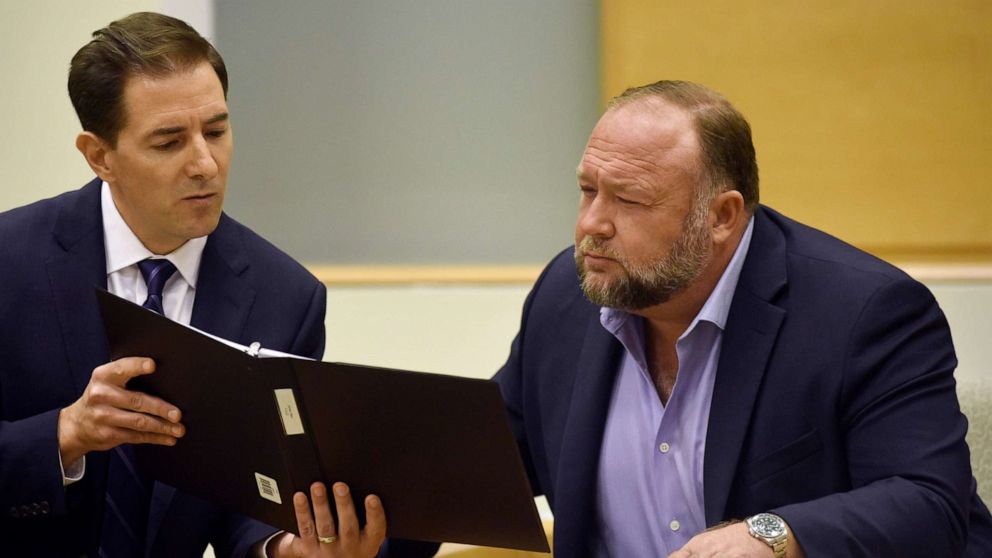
[580,98,704,179]
[597,98,698,152]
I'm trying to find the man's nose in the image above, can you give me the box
[577,197,615,239]
[185,137,218,181]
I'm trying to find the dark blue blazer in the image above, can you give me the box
[0,178,327,557]
[492,206,992,557]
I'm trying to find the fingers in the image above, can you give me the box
[60,357,185,459]
[90,357,181,428]
[95,386,182,425]
[95,406,184,442]
[332,482,360,542]
[311,483,337,542]
[92,357,156,385]
[363,493,387,547]
[92,358,181,422]
[293,491,319,552]
[284,483,386,557]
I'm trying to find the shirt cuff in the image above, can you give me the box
[260,530,285,557]
[61,454,85,486]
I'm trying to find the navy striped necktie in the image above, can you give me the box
[100,258,177,557]
[138,259,177,315]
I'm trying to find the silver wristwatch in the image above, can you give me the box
[746,512,788,558]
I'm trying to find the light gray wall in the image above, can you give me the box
[214,0,599,264]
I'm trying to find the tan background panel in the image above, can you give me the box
[601,0,992,261]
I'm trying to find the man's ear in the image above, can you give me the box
[75,132,115,182]
[710,189,746,245]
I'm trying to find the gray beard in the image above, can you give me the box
[575,204,711,311]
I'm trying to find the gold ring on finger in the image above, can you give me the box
[318,535,337,544]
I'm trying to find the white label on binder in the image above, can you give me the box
[255,472,282,504]
[275,388,305,435]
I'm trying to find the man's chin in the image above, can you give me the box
[579,276,618,304]
[579,269,614,291]
[182,215,222,241]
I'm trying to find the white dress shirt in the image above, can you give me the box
[102,181,206,324]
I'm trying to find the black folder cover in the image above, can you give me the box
[97,290,549,552]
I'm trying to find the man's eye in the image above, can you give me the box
[153,140,178,151]
[206,129,227,138]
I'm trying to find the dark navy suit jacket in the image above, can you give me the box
[0,178,327,557]
[489,206,992,557]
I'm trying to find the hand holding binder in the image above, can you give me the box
[57,356,185,468]
[268,481,386,557]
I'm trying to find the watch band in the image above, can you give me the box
[769,536,787,558]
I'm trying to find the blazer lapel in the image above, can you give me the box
[704,208,787,524]
[553,314,624,556]
[45,179,109,395]
[144,482,178,557]
[189,215,256,342]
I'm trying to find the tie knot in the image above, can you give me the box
[138,259,178,298]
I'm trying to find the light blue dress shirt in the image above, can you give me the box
[593,217,754,557]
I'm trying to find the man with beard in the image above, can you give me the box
[484,81,992,557]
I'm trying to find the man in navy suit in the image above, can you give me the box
[487,81,992,557]
[0,12,383,558]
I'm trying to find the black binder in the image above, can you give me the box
[96,289,549,552]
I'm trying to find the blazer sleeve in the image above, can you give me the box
[775,277,971,557]
[0,407,72,516]
[492,255,565,500]
[289,280,328,361]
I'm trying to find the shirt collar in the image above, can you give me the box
[600,216,755,334]
[101,181,207,287]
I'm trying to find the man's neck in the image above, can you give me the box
[633,221,748,401]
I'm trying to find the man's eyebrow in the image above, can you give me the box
[206,112,229,124]
[152,125,185,136]
[150,113,229,136]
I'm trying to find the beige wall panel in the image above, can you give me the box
[0,1,157,210]
[601,0,992,260]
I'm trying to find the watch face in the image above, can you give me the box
[750,513,786,538]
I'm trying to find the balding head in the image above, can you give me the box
[608,80,759,212]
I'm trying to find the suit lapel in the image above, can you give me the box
[189,214,256,341]
[145,482,178,557]
[553,314,623,556]
[704,208,787,524]
[45,179,109,395]
[43,180,117,556]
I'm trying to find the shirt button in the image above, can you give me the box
[670,519,681,531]
[659,442,671,453]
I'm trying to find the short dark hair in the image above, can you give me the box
[67,12,228,146]
[609,80,759,211]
